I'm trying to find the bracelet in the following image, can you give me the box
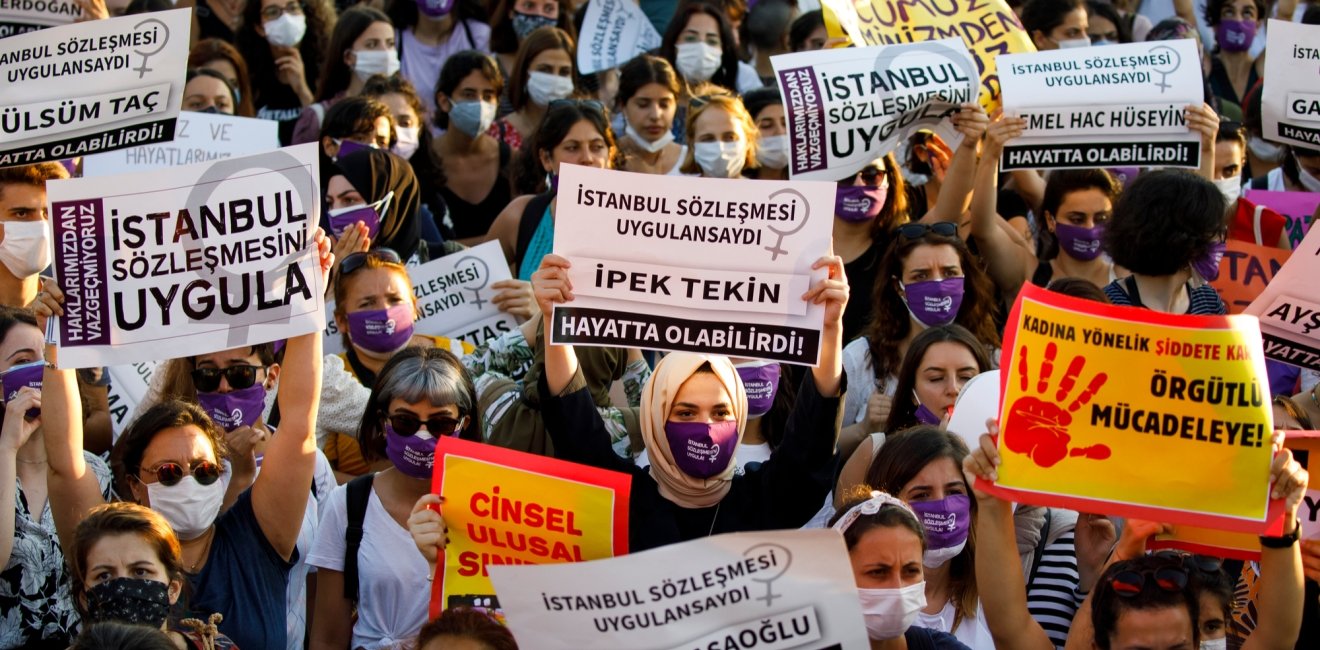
[1260,520,1301,549]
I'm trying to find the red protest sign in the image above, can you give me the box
[1211,239,1291,314]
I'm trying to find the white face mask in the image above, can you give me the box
[392,126,420,160]
[145,475,224,541]
[756,134,789,169]
[0,219,51,279]
[1056,37,1091,49]
[1201,637,1227,650]
[1247,136,1285,163]
[353,49,400,79]
[627,122,674,153]
[694,141,746,178]
[675,41,722,82]
[858,582,926,640]
[922,539,967,568]
[263,13,307,48]
[1300,166,1320,193]
[527,71,575,107]
[1214,176,1241,205]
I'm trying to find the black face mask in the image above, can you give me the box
[198,106,220,114]
[85,577,171,628]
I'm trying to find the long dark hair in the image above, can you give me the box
[884,324,992,434]
[863,231,1000,383]
[514,99,617,194]
[236,0,334,106]
[357,347,483,461]
[188,39,257,117]
[615,54,685,110]
[433,50,504,129]
[507,27,578,112]
[659,2,741,93]
[315,6,392,102]
[489,0,578,55]
[1036,168,1119,260]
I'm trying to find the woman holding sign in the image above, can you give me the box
[37,235,332,650]
[529,252,848,549]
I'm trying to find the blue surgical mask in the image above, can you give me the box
[448,100,496,138]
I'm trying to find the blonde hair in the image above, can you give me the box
[680,89,758,175]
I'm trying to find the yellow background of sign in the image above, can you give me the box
[996,294,1273,525]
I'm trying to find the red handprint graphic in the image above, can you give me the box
[1003,342,1111,468]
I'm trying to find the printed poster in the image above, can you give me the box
[1210,239,1290,314]
[577,0,662,75]
[489,529,870,650]
[549,166,835,365]
[1243,189,1318,250]
[83,112,280,177]
[323,240,518,354]
[818,0,1034,110]
[105,360,158,439]
[46,143,325,368]
[0,9,190,166]
[1262,20,1320,150]
[429,436,630,620]
[998,39,1203,170]
[0,0,80,38]
[983,284,1283,534]
[771,38,978,181]
[1245,222,1320,371]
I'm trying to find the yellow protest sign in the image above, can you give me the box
[982,284,1284,534]
[428,437,630,619]
[819,0,1035,109]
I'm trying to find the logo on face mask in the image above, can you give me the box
[921,509,959,533]
[925,295,954,312]
[1075,239,1100,254]
[384,319,397,336]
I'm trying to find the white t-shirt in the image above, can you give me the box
[841,337,898,428]
[914,600,996,649]
[308,483,432,650]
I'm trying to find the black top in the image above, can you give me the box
[437,142,512,241]
[1208,56,1258,111]
[193,0,237,42]
[538,370,843,552]
[841,236,890,345]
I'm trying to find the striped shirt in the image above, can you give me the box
[1026,530,1086,648]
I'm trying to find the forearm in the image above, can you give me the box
[1248,514,1305,650]
[1064,592,1096,650]
[927,144,978,223]
[811,327,843,398]
[976,500,1056,650]
[42,365,86,481]
[542,314,580,395]
[970,144,1003,242]
[1008,170,1046,214]
[837,421,873,462]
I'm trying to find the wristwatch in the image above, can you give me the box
[1260,520,1301,549]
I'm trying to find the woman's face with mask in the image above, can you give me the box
[335,267,415,339]
[849,525,924,589]
[912,342,978,418]
[82,533,181,605]
[898,456,967,505]
[667,371,735,426]
[623,82,677,142]
[182,75,234,114]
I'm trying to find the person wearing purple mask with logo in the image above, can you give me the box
[325,147,440,270]
[309,346,481,650]
[1205,0,1266,113]
[527,252,848,550]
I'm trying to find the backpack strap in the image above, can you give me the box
[1025,507,1053,591]
[343,472,376,603]
[515,193,555,269]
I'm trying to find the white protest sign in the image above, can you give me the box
[551,166,834,365]
[577,0,662,75]
[998,38,1203,170]
[0,8,189,167]
[1245,224,1320,371]
[47,143,325,369]
[771,38,977,182]
[105,360,158,438]
[323,241,519,354]
[1263,20,1320,150]
[489,529,869,650]
[0,0,79,38]
[83,112,279,177]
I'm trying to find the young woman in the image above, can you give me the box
[308,347,483,650]
[38,236,331,650]
[659,2,746,95]
[829,489,971,648]
[181,69,238,115]
[325,147,433,267]
[1,306,113,649]
[1022,0,1089,50]
[487,27,578,151]
[1101,170,1229,315]
[391,0,492,119]
[361,74,452,232]
[839,227,1000,461]
[1085,0,1130,44]
[615,55,687,176]
[414,608,519,650]
[293,7,399,145]
[67,503,237,649]
[188,39,256,117]
[236,0,333,144]
[679,91,757,179]
[1205,0,1266,112]
[526,252,847,549]
[488,100,615,280]
[743,86,787,180]
[488,0,575,80]
[788,9,828,52]
[432,51,512,246]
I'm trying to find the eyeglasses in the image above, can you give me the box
[385,413,468,437]
[1109,566,1189,598]
[139,460,222,487]
[260,1,304,21]
[340,248,402,276]
[548,98,605,116]
[895,222,958,240]
[1152,550,1223,575]
[841,165,885,187]
[191,365,265,392]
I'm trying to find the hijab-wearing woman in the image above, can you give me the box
[38,237,331,650]
[743,86,787,181]
[391,0,492,119]
[236,0,333,144]
[293,7,400,145]
[1,305,113,649]
[326,148,429,266]
[680,91,758,179]
[615,55,688,176]
[487,27,578,150]
[188,39,256,118]
[527,252,847,550]
[68,503,237,649]
[432,51,513,246]
[309,347,482,650]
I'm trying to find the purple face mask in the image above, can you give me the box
[416,0,454,17]
[902,277,964,328]
[1216,19,1255,53]
[196,383,267,432]
[2,360,43,419]
[335,138,372,160]
[908,494,971,566]
[1054,222,1105,262]
[664,420,738,478]
[914,402,941,425]
[1106,167,1139,189]
[835,182,888,222]
[384,422,437,479]
[1192,241,1228,282]
[736,362,780,419]
[327,205,381,240]
[348,304,415,354]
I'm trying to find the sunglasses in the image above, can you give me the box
[549,98,605,115]
[385,413,468,437]
[1109,566,1189,598]
[895,222,958,240]
[340,248,403,277]
[191,365,265,392]
[1153,550,1223,575]
[140,459,222,487]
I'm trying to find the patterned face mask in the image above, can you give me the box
[85,578,172,628]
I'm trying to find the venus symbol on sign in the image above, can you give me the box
[454,255,491,309]
[742,542,792,607]
[762,188,809,261]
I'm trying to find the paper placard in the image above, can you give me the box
[1263,20,1320,149]
[83,112,279,177]
[576,0,662,75]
